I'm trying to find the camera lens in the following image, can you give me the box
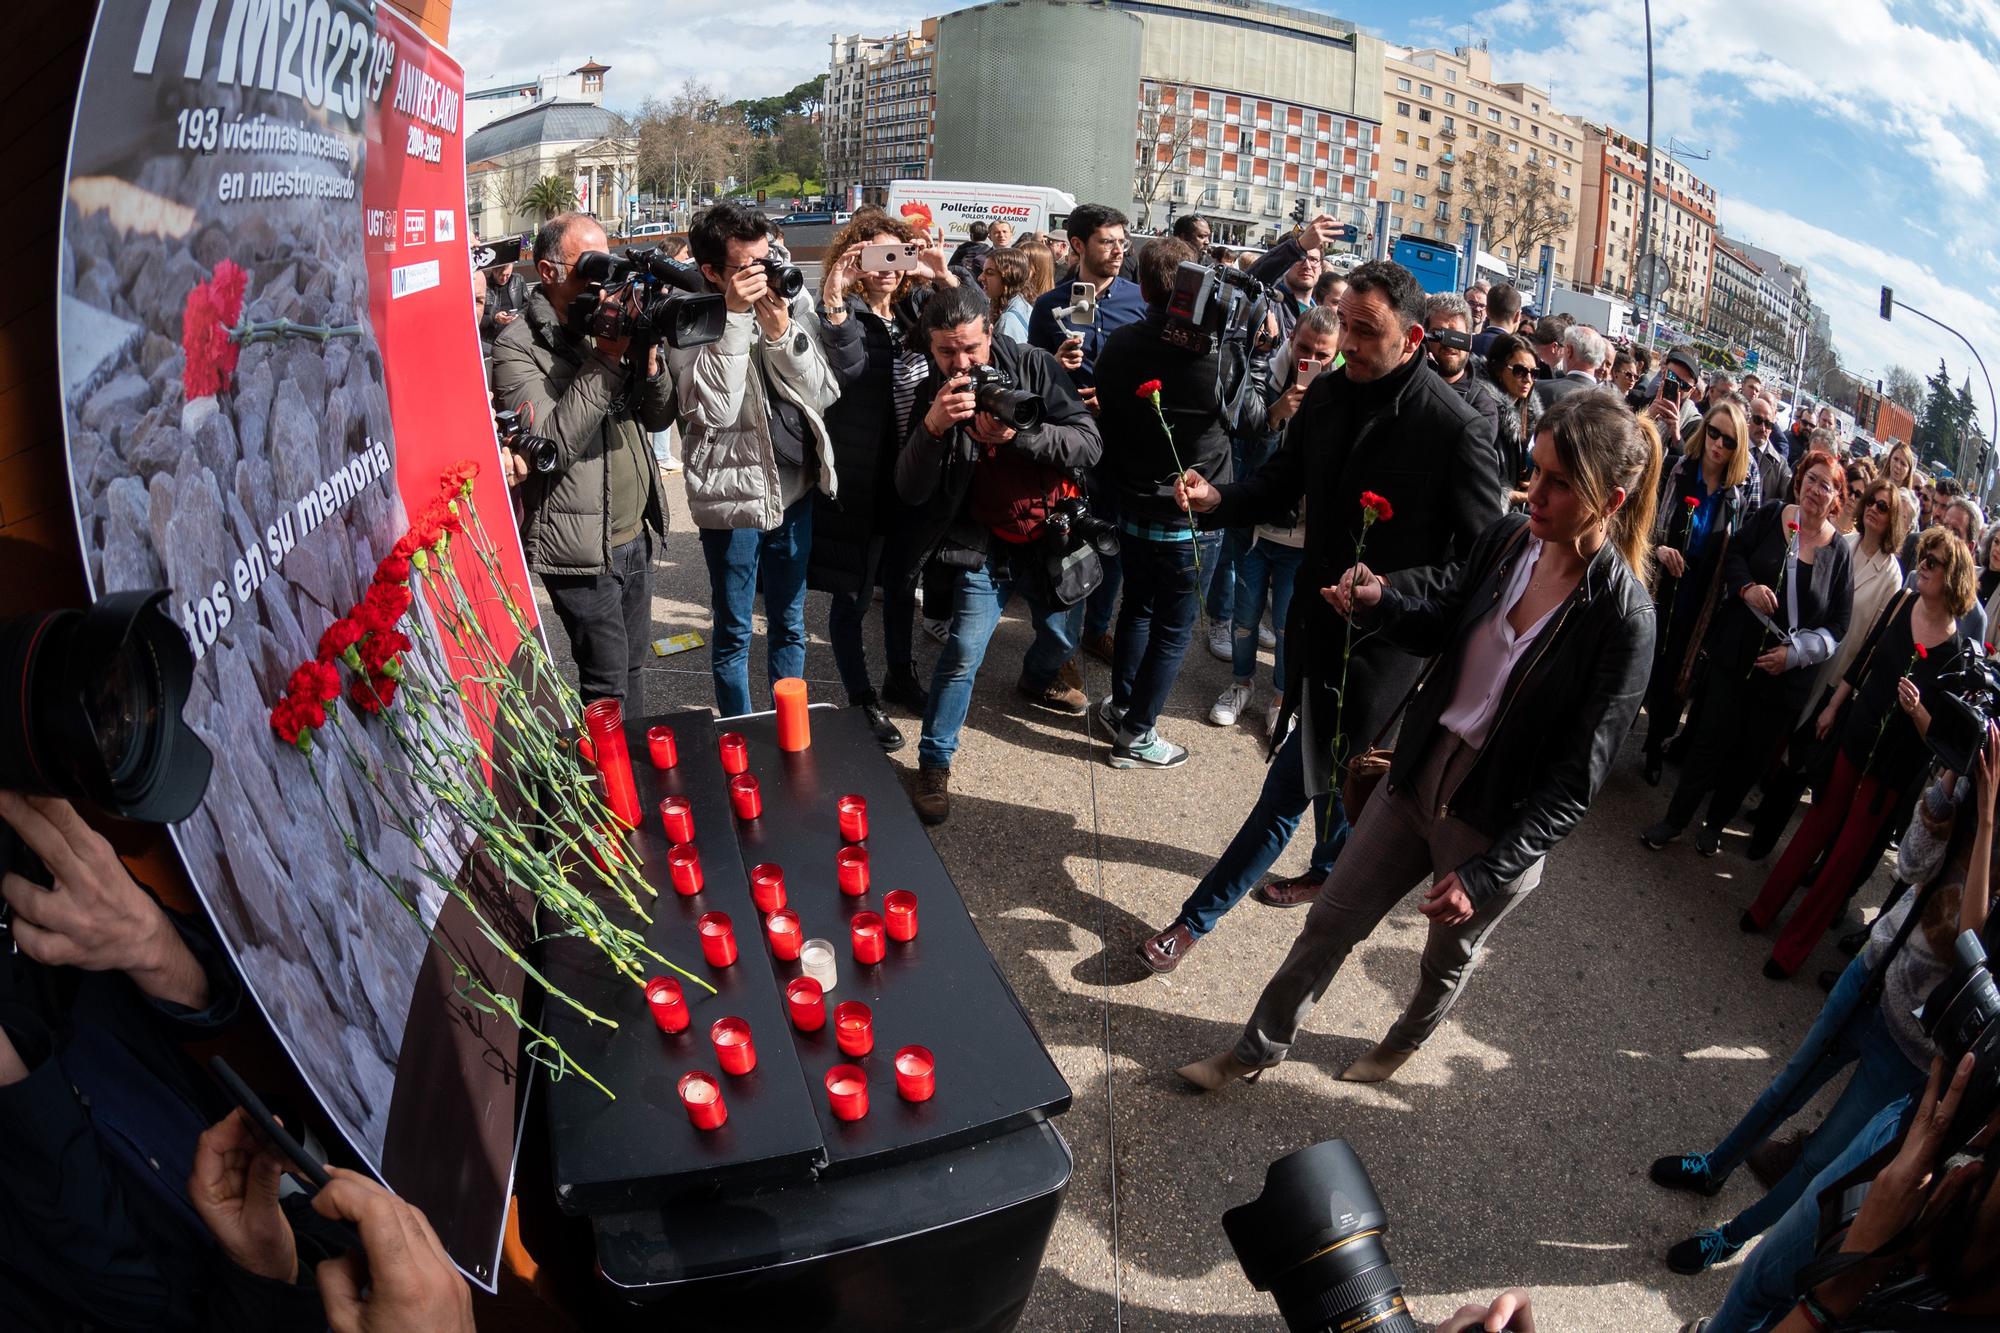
[0,591,212,823]
[762,258,805,299]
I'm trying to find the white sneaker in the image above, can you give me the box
[1209,681,1253,726]
[922,617,949,645]
[1208,620,1233,661]
[1265,695,1284,738]
[1258,620,1277,649]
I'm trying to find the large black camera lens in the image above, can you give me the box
[0,591,212,823]
[1223,1140,1418,1333]
[521,433,560,474]
[1920,932,2000,1151]
[760,256,805,299]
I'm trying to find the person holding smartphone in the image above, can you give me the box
[1639,449,1854,855]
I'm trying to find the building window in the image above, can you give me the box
[1467,99,1478,114]
[1397,77,1411,91]
[1419,84,1433,98]
[1510,116,1520,130]
[1418,109,1431,122]
[1488,107,1501,122]
[1393,158,1407,172]
[1444,92,1455,107]
[1486,130,1500,145]
[1233,186,1249,209]
[1395,129,1409,144]
[1391,213,1404,231]
[1408,220,1425,236]
[1446,68,1457,82]
[1391,188,1406,203]
[1413,194,1426,208]
[1460,205,1472,220]
[1559,185,1571,199]
[1397,101,1411,116]
[1414,165,1429,180]
[1417,136,1430,150]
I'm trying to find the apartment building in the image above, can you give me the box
[825,22,938,207]
[1577,124,1717,327]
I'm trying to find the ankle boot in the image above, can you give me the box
[1340,1042,1415,1083]
[1176,1048,1268,1091]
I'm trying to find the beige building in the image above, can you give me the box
[825,23,938,207]
[1379,46,1587,283]
[1577,123,1716,328]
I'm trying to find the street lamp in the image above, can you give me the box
[1881,285,1999,494]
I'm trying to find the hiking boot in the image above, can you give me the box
[1649,1151,1726,1196]
[1081,631,1115,665]
[1017,674,1087,714]
[1109,728,1189,770]
[1209,681,1253,726]
[1666,1228,1743,1275]
[1207,620,1232,661]
[881,666,930,714]
[1138,922,1195,974]
[913,766,951,825]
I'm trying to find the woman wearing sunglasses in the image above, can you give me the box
[1746,525,1977,978]
[1483,332,1541,502]
[1638,398,1762,786]
[1640,449,1854,854]
[1744,476,1912,860]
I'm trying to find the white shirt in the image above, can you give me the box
[1439,538,1563,748]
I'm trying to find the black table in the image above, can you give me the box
[540,705,1073,1327]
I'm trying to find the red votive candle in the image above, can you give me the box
[851,912,886,965]
[667,844,704,896]
[710,1017,756,1075]
[588,826,626,871]
[677,1071,727,1130]
[647,725,678,769]
[718,732,749,775]
[836,846,869,896]
[786,976,827,1031]
[698,912,737,967]
[750,863,787,914]
[895,1045,936,1102]
[825,1064,869,1121]
[773,677,811,751]
[766,908,803,960]
[645,977,689,1033]
[729,773,762,820]
[584,699,642,829]
[883,890,918,942]
[837,794,869,842]
[834,1001,874,1056]
[659,796,694,845]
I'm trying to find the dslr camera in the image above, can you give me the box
[1042,495,1119,556]
[494,406,558,475]
[965,365,1044,431]
[1162,260,1270,356]
[571,248,728,353]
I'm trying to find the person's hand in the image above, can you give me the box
[1898,675,1923,715]
[492,309,518,326]
[1078,384,1100,414]
[917,237,956,286]
[1739,583,1777,616]
[722,260,770,315]
[1322,562,1383,616]
[1420,871,1475,925]
[1976,722,2000,828]
[1269,382,1308,427]
[645,344,663,380]
[1841,1055,1980,1260]
[1816,703,1840,741]
[190,1109,298,1284]
[753,283,791,341]
[1176,469,1220,513]
[1755,643,1790,674]
[1438,1289,1535,1333]
[1055,335,1084,372]
[312,1168,474,1333]
[1647,397,1680,432]
[1655,544,1686,579]
[500,448,530,488]
[966,411,1017,447]
[1303,213,1338,252]
[0,791,209,1008]
[923,375,977,438]
[821,249,857,311]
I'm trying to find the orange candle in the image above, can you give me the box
[773,677,811,751]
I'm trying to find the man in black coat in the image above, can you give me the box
[1139,259,1501,969]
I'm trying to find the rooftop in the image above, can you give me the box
[466,100,631,159]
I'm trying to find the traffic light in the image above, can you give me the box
[1880,286,1894,321]
[1290,198,1307,225]
[1166,201,1178,223]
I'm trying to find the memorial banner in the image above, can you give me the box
[58,0,529,1284]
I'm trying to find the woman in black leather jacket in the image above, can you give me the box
[1178,393,1660,1089]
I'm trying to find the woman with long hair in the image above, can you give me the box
[1176,394,1660,1090]
[1483,332,1541,498]
[812,207,957,748]
[1641,449,1855,854]
[1746,526,1979,977]
[1745,474,1912,859]
[983,248,1041,344]
[1639,397,1761,786]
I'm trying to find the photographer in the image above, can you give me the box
[897,284,1103,824]
[491,212,677,706]
[671,201,842,718]
[1090,237,1237,769]
[1247,213,1331,345]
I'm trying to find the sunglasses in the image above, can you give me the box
[1506,362,1536,376]
[1663,375,1690,394]
[1866,498,1891,515]
[1919,553,1943,572]
[1704,424,1738,446]
[1751,414,1774,428]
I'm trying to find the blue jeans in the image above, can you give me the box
[1232,538,1301,685]
[1176,726,1351,936]
[698,496,814,717]
[1708,1097,1912,1333]
[1111,535,1200,737]
[1708,954,1923,1243]
[1202,528,1242,621]
[919,558,1076,769]
[826,533,918,703]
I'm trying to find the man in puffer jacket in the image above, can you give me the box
[670,202,842,717]
[492,212,676,706]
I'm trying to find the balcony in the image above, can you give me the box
[1438,151,1454,164]
[1435,183,1453,196]
[1439,126,1456,139]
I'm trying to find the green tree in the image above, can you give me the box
[518,175,575,220]
[1915,360,1961,466]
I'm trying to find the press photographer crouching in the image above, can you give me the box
[492,211,685,707]
[897,283,1104,824]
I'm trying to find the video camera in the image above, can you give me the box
[571,248,728,353]
[1162,260,1270,356]
[494,406,558,475]
[1921,655,2000,777]
[1425,327,1472,351]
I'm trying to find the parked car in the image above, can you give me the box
[773,212,834,226]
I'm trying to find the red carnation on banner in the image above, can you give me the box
[1360,491,1394,522]
[359,627,412,678]
[180,259,249,399]
[372,554,411,587]
[350,672,399,713]
[356,580,413,634]
[286,660,341,705]
[316,618,364,665]
[1136,378,1163,400]
[439,460,480,500]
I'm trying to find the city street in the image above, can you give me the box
[547,478,1856,1331]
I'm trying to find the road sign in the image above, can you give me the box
[1633,252,1669,300]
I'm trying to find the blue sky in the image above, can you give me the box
[454,0,2000,406]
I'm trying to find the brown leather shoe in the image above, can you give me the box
[1058,660,1086,692]
[1138,922,1195,974]
[913,765,950,825]
[1017,675,1087,714]
[1746,1130,1807,1190]
[1252,873,1326,909]
[1081,631,1116,665]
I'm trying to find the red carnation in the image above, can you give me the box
[373,554,410,587]
[1360,491,1394,522]
[350,672,399,713]
[1915,641,1929,661]
[1683,496,1700,510]
[360,627,412,676]
[439,460,480,500]
[391,529,424,561]
[316,618,363,664]
[362,580,413,626]
[1786,519,1800,534]
[269,696,305,746]
[180,259,249,399]
[286,660,340,704]
[1136,379,1163,399]
[1986,642,1994,655]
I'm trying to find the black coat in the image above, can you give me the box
[1093,310,1235,524]
[1206,350,1504,760]
[1482,374,1540,494]
[1712,501,1855,694]
[1370,514,1657,904]
[811,298,921,596]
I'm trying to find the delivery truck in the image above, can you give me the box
[885,180,1078,244]
[1544,287,1632,341]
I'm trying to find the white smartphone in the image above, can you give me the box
[1294,357,1328,391]
[859,241,925,272]
[1068,282,1097,323]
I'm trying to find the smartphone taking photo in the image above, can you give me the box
[859,241,925,273]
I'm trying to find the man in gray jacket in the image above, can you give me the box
[671,202,842,717]
[491,212,675,706]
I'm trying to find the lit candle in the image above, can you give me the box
[800,937,838,992]
[785,976,827,1031]
[659,796,694,846]
[850,911,886,966]
[698,912,737,968]
[677,1071,727,1129]
[729,773,762,820]
[709,1017,756,1075]
[717,732,748,775]
[645,977,689,1033]
[646,725,678,769]
[836,846,869,897]
[894,1045,935,1102]
[883,890,918,942]
[825,1063,869,1121]
[834,1001,874,1056]
[837,793,868,843]
[749,863,786,914]
[766,908,803,960]
[667,843,703,896]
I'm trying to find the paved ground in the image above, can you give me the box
[542,476,1877,1331]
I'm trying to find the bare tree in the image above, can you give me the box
[1452,144,1573,269]
[634,80,751,216]
[1885,364,1927,413]
[1132,79,1199,232]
